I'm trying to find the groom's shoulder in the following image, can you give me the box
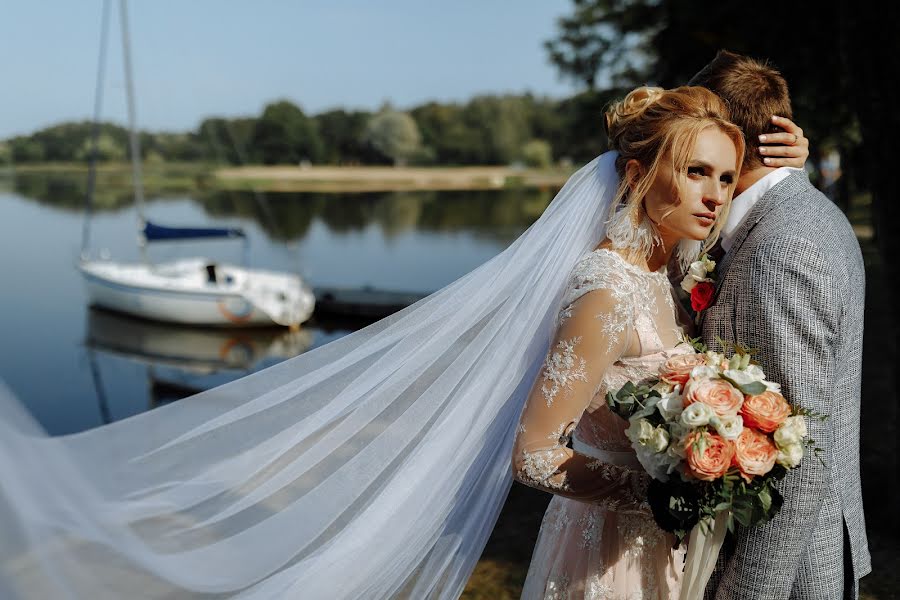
[761,172,859,254]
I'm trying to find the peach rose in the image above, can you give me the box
[740,390,791,433]
[684,378,744,417]
[684,430,735,481]
[660,353,708,386]
[733,428,778,481]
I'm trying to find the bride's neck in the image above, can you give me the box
[647,236,677,273]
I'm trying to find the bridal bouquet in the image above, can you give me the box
[607,339,822,538]
[605,340,824,597]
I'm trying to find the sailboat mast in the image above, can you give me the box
[119,0,146,236]
[81,0,112,260]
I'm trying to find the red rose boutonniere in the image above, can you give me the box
[680,254,717,321]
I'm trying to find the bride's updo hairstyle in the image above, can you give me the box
[604,85,745,268]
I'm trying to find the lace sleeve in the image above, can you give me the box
[511,285,649,513]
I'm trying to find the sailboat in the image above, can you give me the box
[78,0,315,327]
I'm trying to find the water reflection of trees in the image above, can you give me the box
[200,188,556,242]
[9,169,209,213]
[13,172,557,243]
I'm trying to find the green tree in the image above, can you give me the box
[363,108,422,166]
[461,96,533,164]
[411,102,479,165]
[544,0,655,90]
[9,137,45,162]
[75,132,126,161]
[196,117,258,164]
[152,132,206,162]
[315,109,372,164]
[545,0,859,178]
[251,100,323,165]
[520,139,554,168]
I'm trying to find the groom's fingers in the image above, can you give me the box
[759,143,808,167]
[759,115,809,167]
[758,145,804,157]
[770,115,805,138]
[758,132,806,146]
[760,149,806,167]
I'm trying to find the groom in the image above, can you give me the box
[692,51,871,599]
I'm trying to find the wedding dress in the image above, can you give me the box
[0,152,680,599]
[515,248,690,600]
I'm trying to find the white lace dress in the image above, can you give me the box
[512,249,691,599]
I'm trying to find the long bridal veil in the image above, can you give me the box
[0,152,620,599]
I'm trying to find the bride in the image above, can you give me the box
[514,85,742,599]
[0,85,807,599]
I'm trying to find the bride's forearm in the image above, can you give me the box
[512,445,650,513]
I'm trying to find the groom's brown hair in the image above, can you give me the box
[689,50,792,171]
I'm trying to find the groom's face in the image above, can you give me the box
[644,127,738,245]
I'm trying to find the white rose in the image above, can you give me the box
[723,368,764,387]
[690,365,719,380]
[626,418,655,447]
[774,416,808,447]
[704,350,724,365]
[656,389,685,421]
[776,442,804,468]
[650,426,670,453]
[688,262,708,281]
[634,441,680,481]
[764,380,782,393]
[681,274,699,293]
[680,402,714,427]
[745,364,766,380]
[712,413,743,440]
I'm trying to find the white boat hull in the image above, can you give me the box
[79,258,315,327]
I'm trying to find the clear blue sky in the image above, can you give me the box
[1,1,579,139]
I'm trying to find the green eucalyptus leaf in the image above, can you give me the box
[733,507,752,526]
[770,487,784,514]
[721,375,766,396]
[739,381,767,395]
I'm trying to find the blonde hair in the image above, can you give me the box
[604,85,745,267]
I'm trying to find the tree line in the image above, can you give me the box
[0,93,629,169]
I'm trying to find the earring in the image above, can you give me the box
[675,239,703,274]
[607,202,660,259]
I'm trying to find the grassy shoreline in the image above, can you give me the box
[8,162,573,193]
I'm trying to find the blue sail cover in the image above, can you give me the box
[143,221,246,242]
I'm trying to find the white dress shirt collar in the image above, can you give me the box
[720,167,801,251]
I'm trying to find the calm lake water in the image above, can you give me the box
[0,172,556,435]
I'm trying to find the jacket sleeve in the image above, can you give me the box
[511,286,650,513]
[714,236,840,599]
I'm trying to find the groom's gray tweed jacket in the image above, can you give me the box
[701,171,871,600]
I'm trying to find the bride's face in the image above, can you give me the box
[643,127,738,243]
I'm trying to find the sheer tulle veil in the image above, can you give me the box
[0,152,620,599]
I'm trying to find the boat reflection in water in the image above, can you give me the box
[84,308,314,417]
